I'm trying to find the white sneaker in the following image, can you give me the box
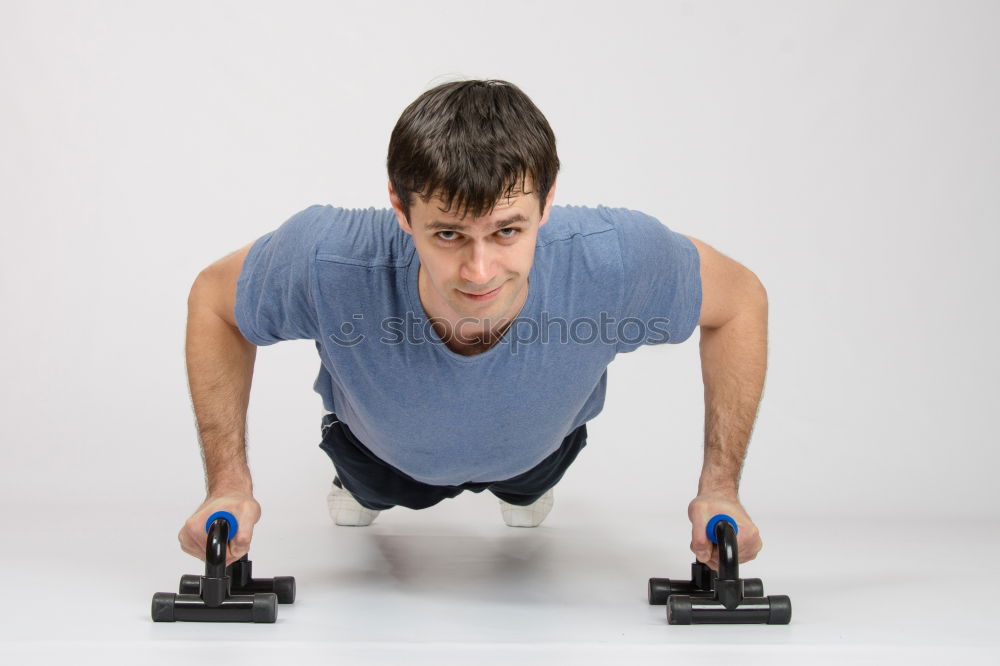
[327,478,381,527]
[499,489,554,527]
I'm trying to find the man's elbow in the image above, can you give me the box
[187,267,239,330]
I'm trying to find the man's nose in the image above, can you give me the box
[459,241,497,286]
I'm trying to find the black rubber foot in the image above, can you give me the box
[273,576,296,604]
[252,593,278,623]
[151,592,176,622]
[666,595,692,625]
[744,578,764,597]
[768,595,792,624]
[648,578,674,605]
[178,574,200,596]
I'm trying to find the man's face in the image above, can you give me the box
[389,178,556,337]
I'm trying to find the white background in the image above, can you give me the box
[1,1,997,663]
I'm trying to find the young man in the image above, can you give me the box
[179,80,768,573]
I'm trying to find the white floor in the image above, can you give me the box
[1,492,996,665]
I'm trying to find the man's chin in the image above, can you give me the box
[451,300,508,324]
[451,306,498,322]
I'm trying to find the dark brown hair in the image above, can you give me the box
[387,79,560,222]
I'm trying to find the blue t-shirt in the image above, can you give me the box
[235,204,701,485]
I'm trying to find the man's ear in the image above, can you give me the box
[538,179,557,227]
[388,181,413,234]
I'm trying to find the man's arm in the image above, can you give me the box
[683,235,768,569]
[185,242,257,495]
[178,240,269,566]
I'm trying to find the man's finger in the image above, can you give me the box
[690,521,714,560]
[691,542,715,563]
[226,529,254,565]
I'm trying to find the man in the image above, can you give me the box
[178,80,768,573]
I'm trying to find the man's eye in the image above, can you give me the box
[435,229,519,242]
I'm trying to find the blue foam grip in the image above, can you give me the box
[205,511,239,542]
[706,514,738,544]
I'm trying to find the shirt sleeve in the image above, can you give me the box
[234,205,328,345]
[611,207,702,353]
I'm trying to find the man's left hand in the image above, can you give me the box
[687,493,763,571]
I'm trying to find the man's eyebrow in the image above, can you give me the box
[424,213,529,232]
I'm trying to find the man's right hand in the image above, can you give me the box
[178,493,261,567]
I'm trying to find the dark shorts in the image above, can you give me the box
[317,412,589,511]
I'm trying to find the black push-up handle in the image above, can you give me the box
[178,556,296,603]
[648,514,792,625]
[649,561,764,603]
[151,511,296,623]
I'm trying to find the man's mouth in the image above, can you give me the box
[459,284,503,301]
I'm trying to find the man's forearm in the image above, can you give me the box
[696,287,768,497]
[186,280,257,496]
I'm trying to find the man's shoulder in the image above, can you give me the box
[539,205,616,246]
[540,204,660,248]
[307,205,413,268]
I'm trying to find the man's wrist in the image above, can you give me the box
[697,478,739,498]
[207,471,254,497]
